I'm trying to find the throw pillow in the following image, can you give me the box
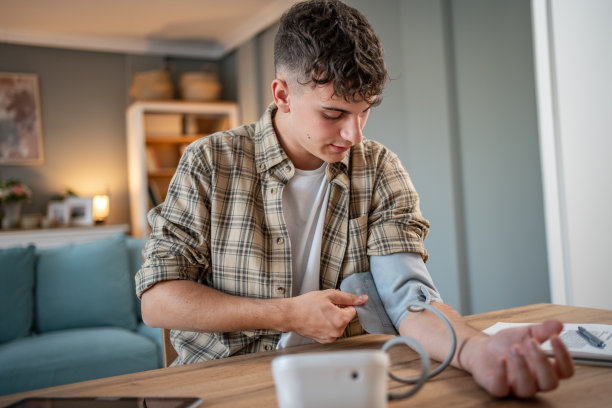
[0,245,36,343]
[36,233,137,333]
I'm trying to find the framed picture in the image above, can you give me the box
[66,196,94,227]
[0,72,45,165]
[47,201,70,227]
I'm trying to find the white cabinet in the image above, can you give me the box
[126,101,239,237]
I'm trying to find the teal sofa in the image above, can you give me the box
[0,233,162,395]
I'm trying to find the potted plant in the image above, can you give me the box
[0,177,32,229]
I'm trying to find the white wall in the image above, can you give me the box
[532,0,612,309]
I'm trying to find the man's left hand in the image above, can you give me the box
[463,320,574,398]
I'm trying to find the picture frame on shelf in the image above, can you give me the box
[66,196,94,227]
[0,72,45,165]
[47,201,70,227]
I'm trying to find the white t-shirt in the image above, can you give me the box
[276,163,330,349]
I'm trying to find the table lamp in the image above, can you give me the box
[93,194,109,224]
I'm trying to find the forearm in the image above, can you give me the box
[398,302,486,373]
[141,280,290,333]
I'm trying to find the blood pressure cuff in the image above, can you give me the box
[340,252,443,335]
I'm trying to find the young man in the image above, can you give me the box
[137,0,573,398]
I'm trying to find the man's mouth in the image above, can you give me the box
[330,144,351,153]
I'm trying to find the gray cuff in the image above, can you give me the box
[370,252,443,329]
[340,271,398,335]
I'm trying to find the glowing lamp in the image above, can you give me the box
[93,195,110,224]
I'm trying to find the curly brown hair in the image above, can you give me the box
[274,0,388,105]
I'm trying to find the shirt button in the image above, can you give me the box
[276,237,284,245]
[276,287,286,295]
[259,163,265,170]
[270,188,277,194]
[285,165,292,172]
[264,345,273,351]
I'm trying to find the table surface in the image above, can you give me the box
[2,303,611,407]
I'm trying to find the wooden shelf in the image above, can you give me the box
[127,101,238,237]
[145,136,203,144]
[147,168,177,177]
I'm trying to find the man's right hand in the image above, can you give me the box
[285,290,368,343]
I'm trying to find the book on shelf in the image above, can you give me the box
[484,322,612,366]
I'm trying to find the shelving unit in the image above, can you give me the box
[126,101,239,237]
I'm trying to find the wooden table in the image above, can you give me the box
[1,303,611,407]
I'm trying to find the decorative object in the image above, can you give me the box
[20,213,42,229]
[46,200,69,227]
[129,70,174,101]
[0,178,32,229]
[1,202,22,229]
[66,196,94,227]
[0,73,44,165]
[179,64,221,101]
[92,194,109,224]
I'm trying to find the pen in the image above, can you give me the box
[577,326,606,348]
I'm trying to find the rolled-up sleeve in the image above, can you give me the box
[365,152,430,261]
[135,144,212,298]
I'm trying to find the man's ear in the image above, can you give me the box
[272,78,291,113]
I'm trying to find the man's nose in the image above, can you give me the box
[340,117,364,145]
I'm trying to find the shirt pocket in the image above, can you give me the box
[342,214,369,278]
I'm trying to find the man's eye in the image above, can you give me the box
[323,113,343,120]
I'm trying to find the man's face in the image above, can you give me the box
[276,81,372,170]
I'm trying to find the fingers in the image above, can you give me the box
[525,339,558,391]
[327,290,368,306]
[550,334,575,378]
[509,346,537,398]
[291,291,361,343]
[528,319,563,342]
[489,357,511,398]
[509,336,570,397]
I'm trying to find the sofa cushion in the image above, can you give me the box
[126,237,146,319]
[137,322,164,368]
[0,327,159,395]
[36,233,137,333]
[0,245,36,343]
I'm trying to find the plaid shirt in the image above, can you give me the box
[136,104,430,365]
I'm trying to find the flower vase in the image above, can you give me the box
[1,202,23,229]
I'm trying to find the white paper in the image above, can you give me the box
[483,322,612,363]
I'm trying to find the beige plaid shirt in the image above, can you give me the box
[136,104,430,365]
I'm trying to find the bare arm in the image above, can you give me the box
[398,302,574,398]
[141,280,367,343]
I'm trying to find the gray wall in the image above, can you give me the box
[452,0,549,313]
[0,44,129,226]
[0,44,232,226]
[354,0,550,314]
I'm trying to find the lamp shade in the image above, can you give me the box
[92,195,109,222]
